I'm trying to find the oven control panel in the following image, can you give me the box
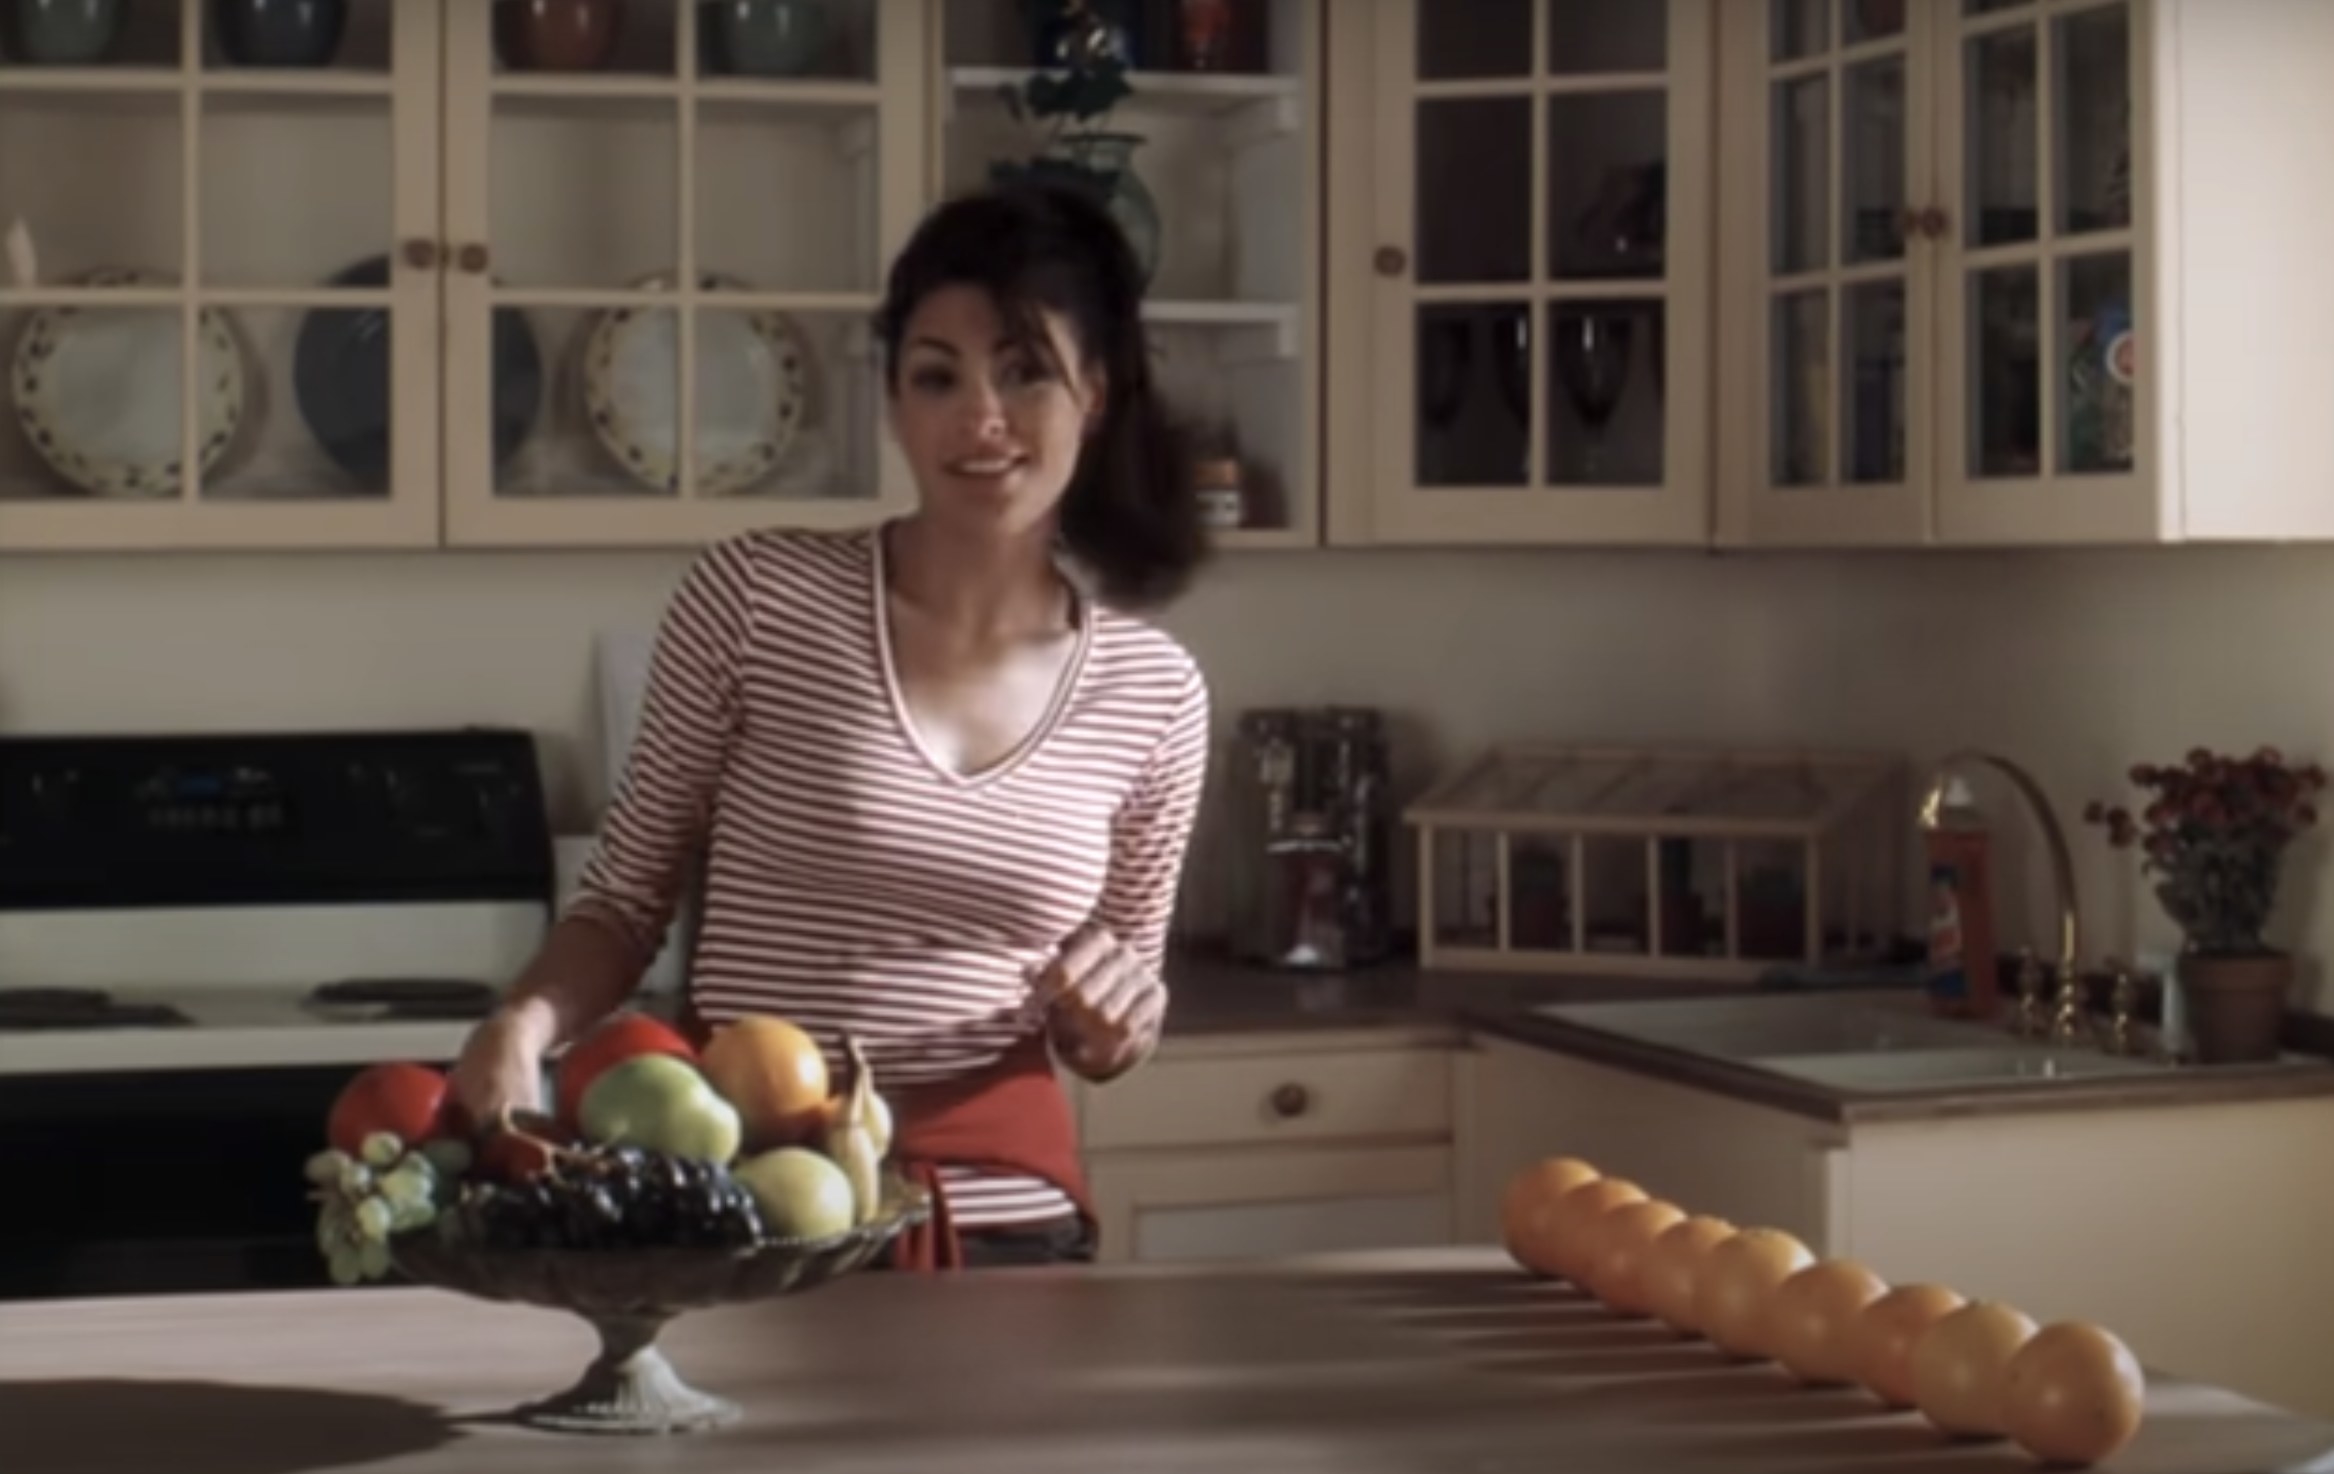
[0,729,552,910]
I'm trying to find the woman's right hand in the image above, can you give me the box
[448,1003,553,1131]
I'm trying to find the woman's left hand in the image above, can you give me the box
[1029,923,1165,1080]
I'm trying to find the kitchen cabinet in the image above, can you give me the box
[1075,1030,1462,1266]
[438,0,927,548]
[0,0,1324,553]
[1715,0,2334,548]
[0,2,447,551]
[1321,0,1717,547]
[1459,1030,2334,1420]
[1454,1034,1845,1249]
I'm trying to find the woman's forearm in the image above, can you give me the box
[495,915,648,1055]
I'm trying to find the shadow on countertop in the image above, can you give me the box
[0,1379,457,1474]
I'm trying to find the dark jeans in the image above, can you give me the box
[960,1214,1096,1268]
[873,1214,1095,1270]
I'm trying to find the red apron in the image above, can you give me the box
[883,1031,1096,1271]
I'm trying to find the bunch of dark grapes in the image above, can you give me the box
[452,1144,765,1251]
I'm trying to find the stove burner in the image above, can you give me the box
[0,987,192,1031]
[305,977,498,1021]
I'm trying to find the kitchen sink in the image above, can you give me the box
[1532,993,2007,1061]
[1742,1045,2172,1092]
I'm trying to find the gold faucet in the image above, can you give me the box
[1917,750,2089,1047]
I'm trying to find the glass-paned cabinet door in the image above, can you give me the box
[0,0,439,550]
[1718,0,1932,546]
[1935,0,2139,542]
[937,0,1322,550]
[442,0,925,547]
[1365,0,1713,544]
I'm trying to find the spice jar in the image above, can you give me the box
[1194,455,1244,530]
[1176,0,1231,70]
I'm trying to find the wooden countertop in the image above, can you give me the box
[2,1248,2325,1474]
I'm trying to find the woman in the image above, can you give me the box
[449,182,1213,1269]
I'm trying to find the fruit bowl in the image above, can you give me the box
[390,1169,930,1435]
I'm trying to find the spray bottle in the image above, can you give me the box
[1922,777,2000,1019]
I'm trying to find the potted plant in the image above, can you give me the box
[992,1,1161,288]
[2085,747,2327,1063]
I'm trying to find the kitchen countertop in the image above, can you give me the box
[12,952,2334,1128]
[1157,951,2334,1124]
[2,1246,2324,1474]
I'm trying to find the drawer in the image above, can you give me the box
[1082,1046,1453,1151]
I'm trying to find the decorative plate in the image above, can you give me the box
[10,268,246,499]
[294,254,544,491]
[582,272,815,497]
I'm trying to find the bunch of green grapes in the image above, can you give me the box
[304,1131,472,1285]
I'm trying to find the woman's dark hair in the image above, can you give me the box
[873,180,1209,610]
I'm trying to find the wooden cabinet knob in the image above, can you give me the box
[1269,1083,1311,1119]
[400,238,438,270]
[457,243,491,274]
[1919,206,1949,240]
[1373,245,1408,277]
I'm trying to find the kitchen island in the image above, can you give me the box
[1,1247,2326,1474]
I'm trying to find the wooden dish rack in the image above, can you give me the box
[1403,744,1907,981]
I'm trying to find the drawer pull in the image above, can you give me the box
[1268,1083,1311,1119]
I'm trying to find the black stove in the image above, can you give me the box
[0,726,552,1301]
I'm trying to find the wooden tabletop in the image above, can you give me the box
[4,1248,2330,1474]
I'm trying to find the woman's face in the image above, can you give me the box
[887,284,1105,538]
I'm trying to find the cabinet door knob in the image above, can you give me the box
[1268,1083,1311,1118]
[400,239,438,270]
[1373,245,1408,277]
[1919,206,1950,240]
[457,243,491,274]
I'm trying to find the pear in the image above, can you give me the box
[577,1054,742,1164]
[736,1147,856,1240]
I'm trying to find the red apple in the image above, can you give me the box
[554,1012,697,1130]
[327,1061,454,1157]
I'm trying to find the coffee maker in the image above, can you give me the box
[1225,707,1392,970]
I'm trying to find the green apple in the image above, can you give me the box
[577,1054,742,1164]
[735,1147,856,1240]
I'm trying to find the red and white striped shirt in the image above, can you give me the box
[568,525,1210,1227]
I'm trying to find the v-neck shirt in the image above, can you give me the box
[867,522,1096,790]
[567,525,1211,1227]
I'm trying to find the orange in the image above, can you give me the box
[700,1016,831,1151]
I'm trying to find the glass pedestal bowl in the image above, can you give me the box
[390,1172,930,1436]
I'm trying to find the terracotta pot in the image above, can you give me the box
[2176,950,2293,1064]
[495,0,621,73]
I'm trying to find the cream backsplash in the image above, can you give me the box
[2,543,2328,1011]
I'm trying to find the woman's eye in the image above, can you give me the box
[1001,357,1053,389]
[909,366,954,393]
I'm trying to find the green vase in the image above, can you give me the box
[1044,132,1161,289]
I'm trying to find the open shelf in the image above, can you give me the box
[949,64,1299,131]
[489,74,882,109]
